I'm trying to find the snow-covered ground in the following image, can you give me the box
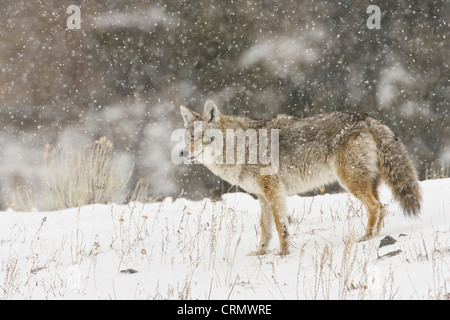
[1,179,449,300]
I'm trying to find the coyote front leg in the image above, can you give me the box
[256,196,273,255]
[259,175,289,255]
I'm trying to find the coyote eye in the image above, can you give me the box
[203,135,215,143]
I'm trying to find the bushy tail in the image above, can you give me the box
[367,118,422,216]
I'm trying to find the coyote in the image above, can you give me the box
[180,100,422,255]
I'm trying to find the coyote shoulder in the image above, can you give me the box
[180,100,422,255]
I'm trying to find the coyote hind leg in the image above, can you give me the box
[336,138,383,242]
[340,175,383,242]
[372,180,386,235]
[343,178,382,241]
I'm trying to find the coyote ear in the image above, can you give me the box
[180,105,200,127]
[203,100,221,123]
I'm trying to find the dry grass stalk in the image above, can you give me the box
[43,137,132,210]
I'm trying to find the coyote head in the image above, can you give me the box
[179,100,224,164]
[178,100,279,174]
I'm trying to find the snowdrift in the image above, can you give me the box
[1,179,449,299]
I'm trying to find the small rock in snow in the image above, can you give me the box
[120,269,138,274]
[379,235,397,248]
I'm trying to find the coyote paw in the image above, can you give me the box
[356,234,374,242]
[247,250,267,256]
[278,250,290,256]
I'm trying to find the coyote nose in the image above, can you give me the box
[179,150,188,158]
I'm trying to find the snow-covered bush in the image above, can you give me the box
[43,137,132,210]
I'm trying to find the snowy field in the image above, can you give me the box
[1,178,449,300]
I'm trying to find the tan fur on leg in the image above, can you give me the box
[256,196,273,255]
[336,136,383,241]
[258,174,289,255]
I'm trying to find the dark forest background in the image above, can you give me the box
[0,0,449,208]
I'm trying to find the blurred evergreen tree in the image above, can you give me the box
[0,0,448,205]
